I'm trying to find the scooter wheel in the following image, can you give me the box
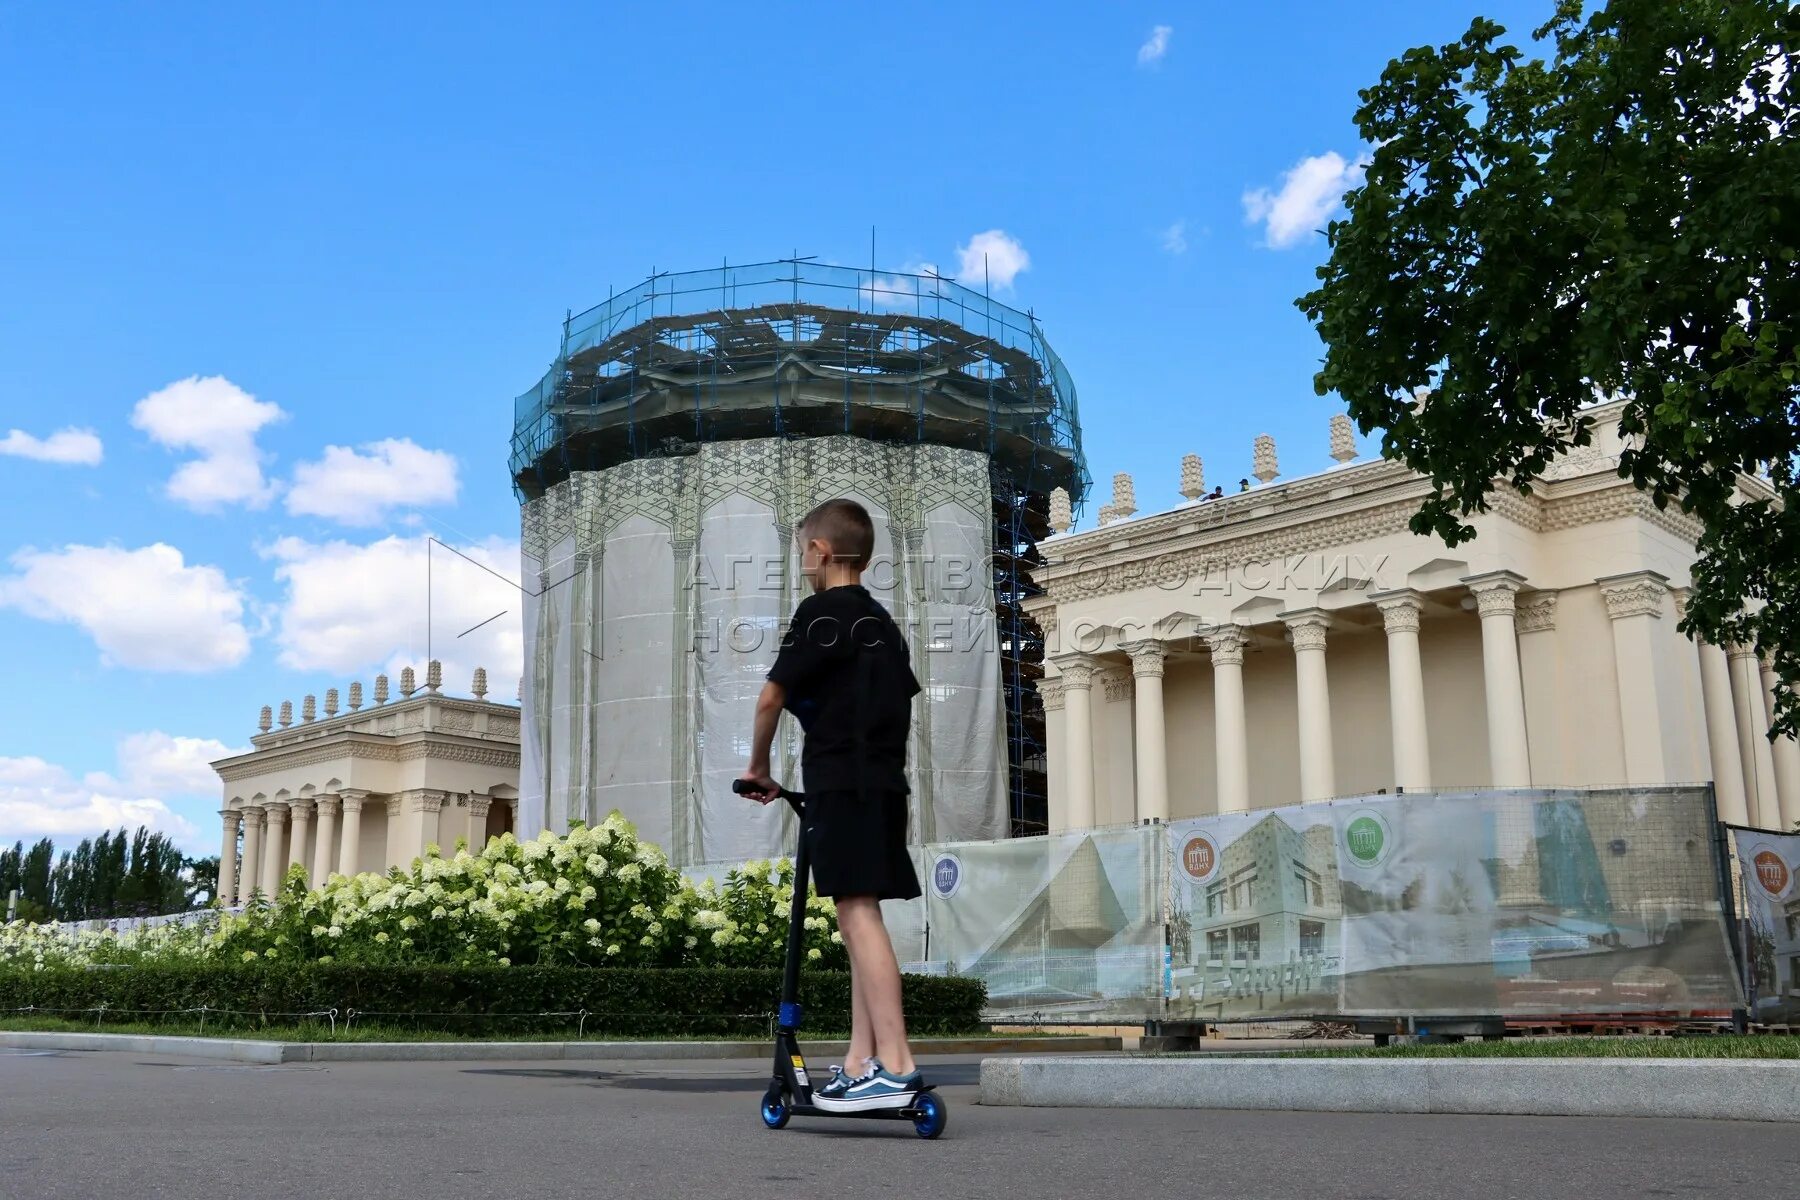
[911,1091,947,1139]
[760,1086,791,1130]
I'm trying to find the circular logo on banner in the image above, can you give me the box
[1752,849,1792,899]
[1344,812,1393,868]
[1179,834,1220,883]
[931,854,963,899]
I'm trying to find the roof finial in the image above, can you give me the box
[1179,454,1204,500]
[258,706,273,734]
[302,694,316,723]
[348,681,363,711]
[1111,472,1136,519]
[1330,414,1357,464]
[278,700,293,728]
[426,660,442,694]
[324,688,340,718]
[1096,503,1117,527]
[374,674,390,706]
[1252,434,1278,484]
[472,667,489,701]
[400,667,417,699]
[1048,487,1072,535]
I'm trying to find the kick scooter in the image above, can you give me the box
[733,778,948,1139]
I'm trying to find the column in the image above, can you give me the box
[468,793,494,852]
[1760,657,1800,830]
[1283,609,1337,802]
[1729,645,1782,828]
[384,795,405,869]
[1205,625,1250,813]
[1055,655,1098,830]
[410,790,447,857]
[286,800,313,876]
[337,791,367,877]
[239,807,264,900]
[1465,572,1532,787]
[312,795,339,885]
[1122,640,1169,823]
[217,810,240,907]
[1598,571,1674,785]
[1373,590,1430,791]
[1692,630,1750,826]
[260,803,288,894]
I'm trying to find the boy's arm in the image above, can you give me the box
[739,680,786,802]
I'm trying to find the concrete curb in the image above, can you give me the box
[979,1056,1800,1123]
[0,1031,1118,1065]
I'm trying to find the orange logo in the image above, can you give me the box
[1181,836,1217,881]
[1753,850,1790,897]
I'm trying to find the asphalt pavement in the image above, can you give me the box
[1,1046,1795,1199]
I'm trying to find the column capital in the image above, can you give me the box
[337,788,370,810]
[1463,570,1528,617]
[263,803,289,827]
[1597,570,1669,621]
[407,789,448,814]
[240,805,266,829]
[468,792,494,819]
[1670,585,1691,622]
[1099,669,1133,704]
[1051,653,1098,690]
[1204,624,1248,667]
[287,799,314,822]
[1120,639,1166,678]
[385,794,404,817]
[1038,678,1066,712]
[1726,642,1761,663]
[313,793,340,816]
[1517,591,1559,634]
[219,809,241,827]
[1371,589,1424,635]
[1280,608,1331,653]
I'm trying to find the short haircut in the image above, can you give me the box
[797,498,875,565]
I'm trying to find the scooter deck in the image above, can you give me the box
[784,1085,938,1122]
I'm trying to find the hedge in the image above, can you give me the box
[0,964,987,1038]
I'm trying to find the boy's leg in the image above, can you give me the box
[844,958,873,1078]
[833,895,915,1077]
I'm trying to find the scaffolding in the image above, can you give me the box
[510,257,1088,836]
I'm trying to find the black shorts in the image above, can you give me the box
[802,789,921,902]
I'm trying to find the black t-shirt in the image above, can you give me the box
[766,584,920,794]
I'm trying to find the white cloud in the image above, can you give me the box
[263,533,522,693]
[0,542,252,671]
[105,731,247,797]
[1160,221,1188,255]
[1137,25,1172,67]
[131,375,284,511]
[1242,151,1369,249]
[861,262,946,310]
[0,427,103,466]
[285,438,460,526]
[0,753,201,849]
[954,230,1031,291]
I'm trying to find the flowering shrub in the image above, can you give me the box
[1,815,846,974]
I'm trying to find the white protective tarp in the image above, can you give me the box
[520,436,1007,867]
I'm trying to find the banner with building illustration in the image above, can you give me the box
[1164,787,1741,1021]
[1164,807,1344,1021]
[1729,827,1800,1025]
[918,826,1162,1022]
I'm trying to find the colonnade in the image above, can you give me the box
[218,790,515,905]
[1051,570,1800,831]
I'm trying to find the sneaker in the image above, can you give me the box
[812,1063,923,1113]
[814,1065,851,1100]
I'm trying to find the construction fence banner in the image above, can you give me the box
[700,787,1744,1025]
[916,825,1164,1023]
[1728,826,1800,1026]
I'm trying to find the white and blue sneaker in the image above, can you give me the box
[814,1064,855,1101]
[812,1059,923,1112]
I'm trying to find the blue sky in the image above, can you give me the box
[0,0,1548,854]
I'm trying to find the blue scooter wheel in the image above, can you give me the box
[911,1091,947,1139]
[760,1086,791,1130]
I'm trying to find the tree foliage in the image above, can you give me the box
[1300,0,1800,732]
[0,828,198,922]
